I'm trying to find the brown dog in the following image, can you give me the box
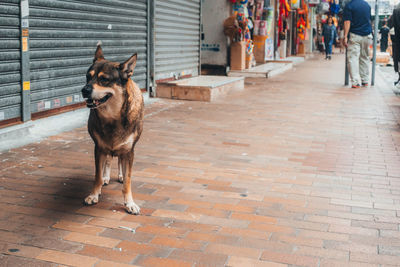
[81,44,144,214]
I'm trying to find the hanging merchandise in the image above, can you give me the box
[297,16,306,40]
[297,0,310,41]
[278,0,291,46]
[255,0,264,20]
[329,0,340,14]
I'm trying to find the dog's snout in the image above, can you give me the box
[81,84,93,98]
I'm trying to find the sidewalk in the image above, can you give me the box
[1,53,400,267]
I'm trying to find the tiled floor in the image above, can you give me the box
[1,53,400,267]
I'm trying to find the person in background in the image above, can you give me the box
[388,5,400,86]
[322,16,338,60]
[343,0,372,88]
[379,21,390,52]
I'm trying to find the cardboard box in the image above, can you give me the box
[253,35,267,63]
[246,53,253,69]
[298,42,305,55]
[230,41,246,70]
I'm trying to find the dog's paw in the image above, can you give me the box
[103,176,110,186]
[125,201,140,215]
[84,194,99,205]
[118,174,124,183]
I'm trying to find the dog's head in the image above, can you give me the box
[81,44,137,109]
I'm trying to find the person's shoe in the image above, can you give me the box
[328,56,332,60]
[351,84,360,88]
[361,82,368,87]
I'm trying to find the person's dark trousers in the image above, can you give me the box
[380,40,388,52]
[324,41,333,57]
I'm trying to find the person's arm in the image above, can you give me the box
[388,15,393,29]
[344,20,351,47]
[343,4,352,48]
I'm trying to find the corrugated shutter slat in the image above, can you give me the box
[155,0,200,81]
[29,0,148,114]
[0,1,21,121]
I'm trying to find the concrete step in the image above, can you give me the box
[156,75,245,102]
[228,62,293,78]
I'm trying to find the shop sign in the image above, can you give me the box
[308,0,320,4]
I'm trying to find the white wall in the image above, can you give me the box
[201,0,231,66]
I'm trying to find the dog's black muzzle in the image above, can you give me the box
[81,84,93,99]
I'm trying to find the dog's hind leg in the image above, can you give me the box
[119,152,140,214]
[102,155,111,185]
[117,157,123,183]
[85,146,106,205]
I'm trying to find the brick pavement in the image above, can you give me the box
[1,53,400,267]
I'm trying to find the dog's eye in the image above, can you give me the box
[99,76,110,84]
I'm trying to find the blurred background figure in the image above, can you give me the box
[379,21,390,52]
[322,16,338,60]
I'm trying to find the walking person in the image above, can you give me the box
[388,4,400,86]
[343,0,372,88]
[379,21,390,52]
[322,16,338,60]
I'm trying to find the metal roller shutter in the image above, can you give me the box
[0,0,21,122]
[29,0,148,114]
[154,0,201,81]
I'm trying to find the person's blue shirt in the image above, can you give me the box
[343,0,372,36]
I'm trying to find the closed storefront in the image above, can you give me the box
[0,0,149,124]
[154,0,201,82]
[0,0,21,123]
[29,0,149,114]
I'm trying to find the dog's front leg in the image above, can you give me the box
[119,152,140,214]
[117,157,123,183]
[85,146,107,205]
[102,155,112,185]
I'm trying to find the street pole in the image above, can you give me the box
[345,49,349,85]
[371,0,379,86]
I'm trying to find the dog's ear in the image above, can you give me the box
[94,44,105,63]
[120,53,137,80]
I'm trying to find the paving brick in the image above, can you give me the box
[294,246,349,261]
[63,232,120,248]
[78,244,137,263]
[52,220,104,235]
[226,256,288,267]
[36,250,98,267]
[248,223,294,234]
[260,250,319,267]
[136,225,187,237]
[350,252,400,265]
[186,231,239,244]
[319,259,379,267]
[136,256,192,267]
[270,234,324,248]
[94,260,141,267]
[115,240,165,256]
[0,242,44,258]
[230,213,277,224]
[169,249,228,266]
[214,203,255,213]
[0,255,57,267]
[154,236,204,251]
[152,209,201,222]
[87,217,140,230]
[100,228,154,243]
[75,207,126,220]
